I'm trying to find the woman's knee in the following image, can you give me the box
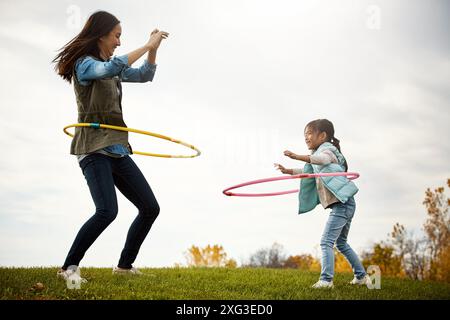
[95,206,118,223]
[140,201,160,219]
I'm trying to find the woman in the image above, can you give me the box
[53,11,168,278]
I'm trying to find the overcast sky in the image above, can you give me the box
[0,0,449,268]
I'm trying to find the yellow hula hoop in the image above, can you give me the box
[63,123,201,158]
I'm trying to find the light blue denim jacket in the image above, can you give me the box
[75,55,157,160]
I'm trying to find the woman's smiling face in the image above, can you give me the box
[98,24,122,59]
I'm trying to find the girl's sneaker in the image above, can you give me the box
[349,275,371,286]
[112,266,143,275]
[312,280,334,289]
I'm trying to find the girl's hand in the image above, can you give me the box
[146,29,169,51]
[284,150,297,160]
[274,163,292,175]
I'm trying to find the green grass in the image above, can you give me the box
[1,267,449,300]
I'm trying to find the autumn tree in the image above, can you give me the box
[390,223,429,280]
[283,254,317,270]
[185,244,237,268]
[423,179,450,281]
[246,243,286,268]
[361,242,404,277]
[363,178,450,281]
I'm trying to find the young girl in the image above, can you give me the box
[275,119,370,288]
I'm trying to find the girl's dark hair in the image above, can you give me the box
[52,11,120,83]
[305,119,348,171]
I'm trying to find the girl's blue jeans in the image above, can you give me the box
[62,153,159,270]
[319,196,366,282]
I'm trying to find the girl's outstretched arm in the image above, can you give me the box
[274,163,297,175]
[283,150,311,163]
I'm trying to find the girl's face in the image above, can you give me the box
[304,126,327,150]
[98,24,122,59]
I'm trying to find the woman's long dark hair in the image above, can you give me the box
[52,11,120,83]
[305,119,348,171]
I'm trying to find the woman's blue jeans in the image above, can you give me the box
[62,153,159,270]
[319,196,366,282]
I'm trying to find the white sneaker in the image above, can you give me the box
[112,266,143,275]
[312,280,334,289]
[349,275,371,286]
[56,268,88,283]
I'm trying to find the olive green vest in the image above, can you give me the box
[70,60,132,155]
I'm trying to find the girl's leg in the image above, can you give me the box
[319,208,349,282]
[112,156,160,269]
[335,198,366,279]
[62,154,118,270]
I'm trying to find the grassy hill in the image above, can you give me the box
[1,267,449,300]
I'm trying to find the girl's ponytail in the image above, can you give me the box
[330,137,341,152]
[330,136,348,171]
[330,136,341,152]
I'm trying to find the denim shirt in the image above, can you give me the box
[75,55,157,159]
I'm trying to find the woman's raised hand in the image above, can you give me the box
[146,29,169,51]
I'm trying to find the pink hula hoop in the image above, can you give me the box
[222,172,360,197]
